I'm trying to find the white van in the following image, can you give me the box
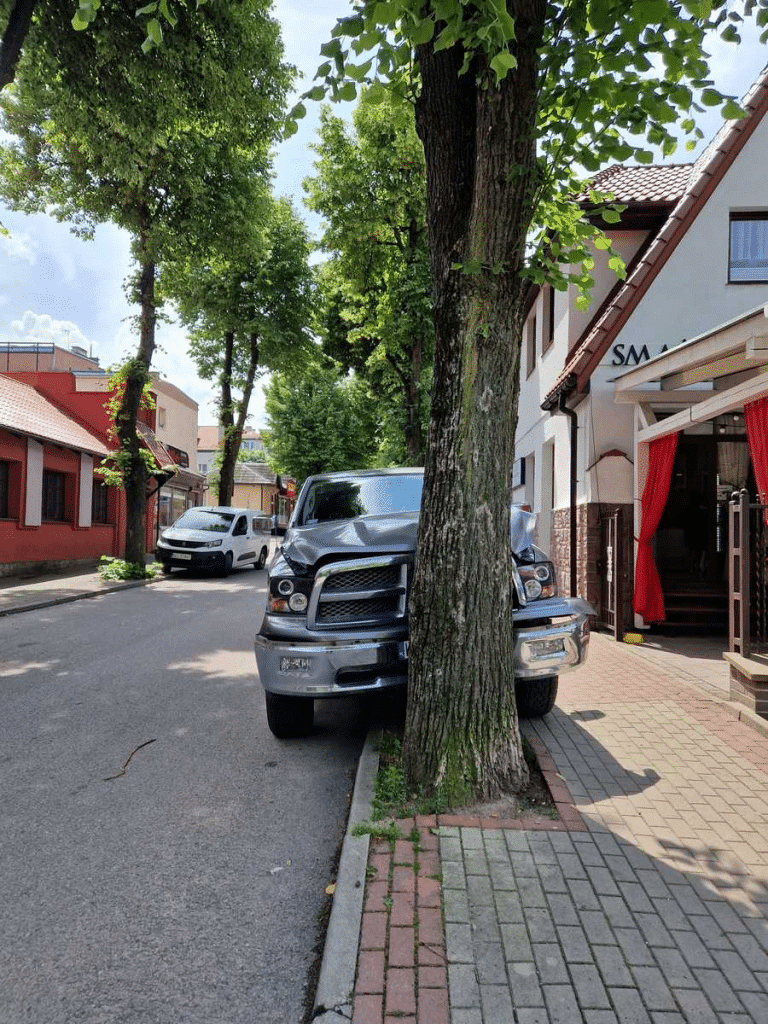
[156,506,278,576]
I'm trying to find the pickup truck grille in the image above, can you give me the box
[308,555,410,629]
[322,565,401,592]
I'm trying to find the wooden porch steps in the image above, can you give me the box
[658,578,729,636]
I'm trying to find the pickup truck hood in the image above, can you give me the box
[282,512,419,569]
[281,506,538,570]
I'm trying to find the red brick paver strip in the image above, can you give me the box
[349,632,768,1022]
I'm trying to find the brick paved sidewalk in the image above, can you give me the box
[348,633,768,1023]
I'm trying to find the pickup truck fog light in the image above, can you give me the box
[288,593,308,612]
[524,637,566,658]
[280,655,313,674]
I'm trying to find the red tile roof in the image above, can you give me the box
[580,163,693,204]
[197,425,221,451]
[0,374,109,455]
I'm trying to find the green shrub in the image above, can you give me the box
[98,556,160,581]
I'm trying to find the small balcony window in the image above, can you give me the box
[0,461,8,518]
[42,470,66,522]
[729,214,768,282]
[92,479,109,524]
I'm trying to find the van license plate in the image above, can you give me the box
[174,553,192,560]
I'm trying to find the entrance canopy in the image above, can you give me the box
[613,303,768,440]
[614,303,768,625]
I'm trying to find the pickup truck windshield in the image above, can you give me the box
[173,510,234,533]
[298,474,424,526]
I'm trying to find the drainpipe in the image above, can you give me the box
[558,393,578,597]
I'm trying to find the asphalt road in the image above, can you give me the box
[0,567,369,1024]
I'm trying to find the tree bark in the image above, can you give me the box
[217,331,260,506]
[403,2,545,802]
[0,0,38,90]
[118,236,156,565]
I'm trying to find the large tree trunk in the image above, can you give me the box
[218,330,237,506]
[217,330,260,506]
[403,2,544,803]
[119,244,156,565]
[0,0,38,90]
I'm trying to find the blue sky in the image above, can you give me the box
[0,3,766,429]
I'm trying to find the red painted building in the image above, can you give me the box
[0,371,174,575]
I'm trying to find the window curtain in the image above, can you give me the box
[718,441,750,494]
[633,432,679,624]
[745,397,768,505]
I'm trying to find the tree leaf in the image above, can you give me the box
[490,50,517,83]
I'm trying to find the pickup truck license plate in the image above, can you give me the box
[173,553,192,560]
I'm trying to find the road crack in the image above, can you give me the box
[103,738,157,781]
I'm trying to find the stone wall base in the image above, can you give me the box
[549,503,634,626]
[0,557,101,580]
[725,652,768,718]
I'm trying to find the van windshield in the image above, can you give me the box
[297,474,423,526]
[173,509,234,533]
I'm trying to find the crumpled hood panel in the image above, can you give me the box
[281,505,539,571]
[281,512,420,569]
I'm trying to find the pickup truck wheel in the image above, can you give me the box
[515,676,558,718]
[265,693,314,738]
[256,546,268,569]
[218,551,233,578]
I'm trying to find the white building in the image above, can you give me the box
[514,66,768,637]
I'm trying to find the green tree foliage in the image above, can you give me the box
[305,90,433,465]
[0,1,202,90]
[0,0,291,562]
[263,356,378,487]
[163,196,314,506]
[294,0,760,803]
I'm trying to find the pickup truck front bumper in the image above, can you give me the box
[255,596,593,698]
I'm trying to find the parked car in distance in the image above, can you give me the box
[156,506,278,576]
[255,468,593,738]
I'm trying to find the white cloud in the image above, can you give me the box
[0,230,36,264]
[6,310,92,353]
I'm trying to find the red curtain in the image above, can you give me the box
[633,432,679,624]
[745,397,768,505]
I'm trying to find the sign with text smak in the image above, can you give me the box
[609,342,670,367]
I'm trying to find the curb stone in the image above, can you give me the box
[312,728,380,1023]
[0,575,164,617]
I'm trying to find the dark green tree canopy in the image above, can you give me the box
[263,355,378,486]
[305,88,433,464]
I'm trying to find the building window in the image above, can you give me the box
[729,214,768,282]
[158,405,167,428]
[92,479,109,524]
[542,286,555,354]
[42,470,66,521]
[0,461,8,518]
[526,313,537,378]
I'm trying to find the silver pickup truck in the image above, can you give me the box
[254,468,592,738]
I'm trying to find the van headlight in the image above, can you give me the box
[517,561,557,600]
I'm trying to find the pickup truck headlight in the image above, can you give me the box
[517,561,557,600]
[268,574,313,613]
